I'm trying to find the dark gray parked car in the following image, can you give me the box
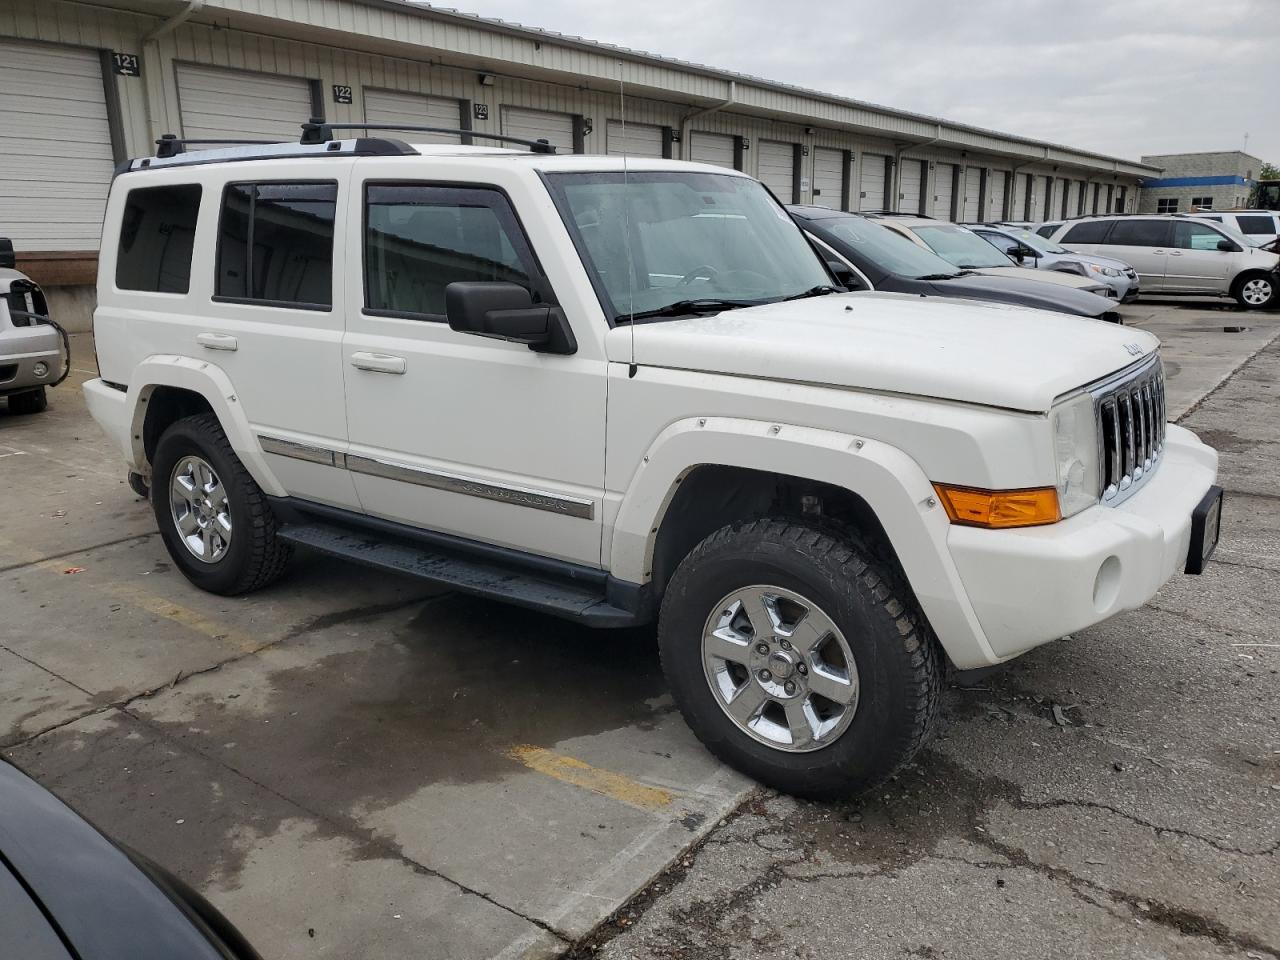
[790,207,1122,323]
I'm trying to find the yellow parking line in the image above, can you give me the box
[507,744,675,812]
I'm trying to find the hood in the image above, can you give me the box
[972,265,1101,290]
[928,273,1115,318]
[1062,251,1134,271]
[615,292,1158,412]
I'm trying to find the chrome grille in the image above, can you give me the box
[1094,355,1166,504]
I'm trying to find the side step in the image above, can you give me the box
[277,522,639,627]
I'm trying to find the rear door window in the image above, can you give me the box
[215,181,338,309]
[1104,220,1170,248]
[1060,221,1111,244]
[115,184,202,293]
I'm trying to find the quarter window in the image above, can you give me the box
[1156,198,1179,213]
[215,182,337,308]
[116,185,202,294]
[363,184,536,320]
[1236,215,1277,235]
[1060,220,1111,244]
[1105,219,1170,248]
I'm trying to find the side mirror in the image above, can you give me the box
[0,238,14,270]
[826,259,863,290]
[1216,238,1239,252]
[444,282,576,355]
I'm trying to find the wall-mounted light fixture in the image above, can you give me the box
[478,73,495,86]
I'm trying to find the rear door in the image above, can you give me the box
[1094,219,1171,292]
[1166,220,1234,294]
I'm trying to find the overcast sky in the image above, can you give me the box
[447,0,1280,165]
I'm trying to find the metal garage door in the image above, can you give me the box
[1066,180,1081,217]
[858,153,888,211]
[0,39,114,252]
[811,148,845,209]
[364,89,461,144]
[177,63,312,142]
[898,158,923,214]
[934,163,956,219]
[690,132,735,169]
[987,170,1007,220]
[757,141,795,202]
[501,107,575,153]
[606,121,664,157]
[1057,178,1071,217]
[1090,183,1102,215]
[962,167,982,221]
[1013,173,1031,220]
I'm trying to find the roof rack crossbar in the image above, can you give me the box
[155,133,279,159]
[299,119,557,153]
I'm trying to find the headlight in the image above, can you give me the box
[1051,391,1100,518]
[1088,263,1121,277]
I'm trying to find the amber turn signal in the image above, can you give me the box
[932,484,1061,529]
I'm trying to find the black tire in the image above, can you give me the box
[151,413,291,595]
[7,387,47,415]
[658,519,941,799]
[1232,272,1277,310]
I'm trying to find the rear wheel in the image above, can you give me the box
[7,387,47,415]
[151,413,291,595]
[658,519,941,799]
[1233,272,1276,310]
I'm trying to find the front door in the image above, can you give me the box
[340,178,607,566]
[1165,221,1235,294]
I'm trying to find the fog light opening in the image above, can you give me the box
[1093,555,1122,612]
[33,361,49,378]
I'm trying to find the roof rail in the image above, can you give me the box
[154,133,280,159]
[125,136,418,173]
[299,118,558,153]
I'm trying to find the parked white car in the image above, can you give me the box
[84,131,1222,797]
[1190,210,1280,245]
[1048,215,1280,309]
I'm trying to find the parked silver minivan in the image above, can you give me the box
[1048,215,1280,309]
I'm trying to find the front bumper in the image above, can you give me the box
[945,424,1218,661]
[0,326,63,396]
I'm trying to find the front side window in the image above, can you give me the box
[911,224,1013,269]
[545,171,831,321]
[116,184,202,293]
[978,231,1020,255]
[364,184,535,319]
[216,181,337,308]
[1106,220,1170,247]
[1173,221,1229,251]
[815,215,961,280]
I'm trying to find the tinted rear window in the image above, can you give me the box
[1105,220,1170,247]
[1237,215,1277,235]
[1060,220,1111,244]
[115,185,202,293]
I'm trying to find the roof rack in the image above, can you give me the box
[154,133,279,159]
[299,119,558,153]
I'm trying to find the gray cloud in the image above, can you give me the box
[446,0,1280,164]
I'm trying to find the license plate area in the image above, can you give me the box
[1185,485,1223,575]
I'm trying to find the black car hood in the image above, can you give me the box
[924,272,1115,317]
[0,760,231,960]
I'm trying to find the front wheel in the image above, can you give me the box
[658,519,941,799]
[151,413,292,595]
[7,387,47,415]
[1234,272,1277,310]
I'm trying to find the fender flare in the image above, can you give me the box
[126,354,286,497]
[609,416,998,668]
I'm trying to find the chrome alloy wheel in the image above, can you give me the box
[1241,277,1273,306]
[169,455,232,564]
[701,585,859,752]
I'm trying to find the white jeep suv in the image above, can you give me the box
[84,129,1223,797]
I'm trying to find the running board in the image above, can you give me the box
[277,522,639,627]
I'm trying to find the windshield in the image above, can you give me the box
[817,216,962,279]
[911,224,1015,269]
[546,171,832,321]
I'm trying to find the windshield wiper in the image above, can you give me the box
[917,273,962,281]
[778,285,841,302]
[621,298,757,322]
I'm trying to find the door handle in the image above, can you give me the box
[196,332,238,352]
[350,352,407,375]
[1168,251,1182,256]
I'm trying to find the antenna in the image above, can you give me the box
[620,60,636,360]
